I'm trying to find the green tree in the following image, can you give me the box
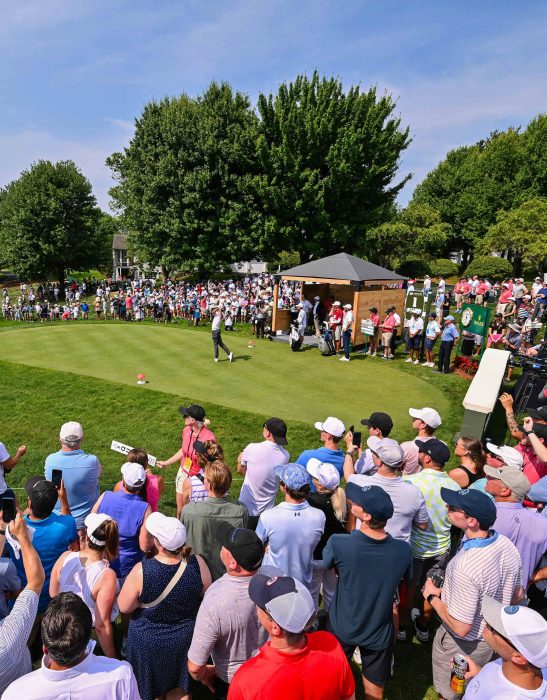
[108,82,260,278]
[463,256,513,280]
[411,116,547,264]
[478,198,547,275]
[0,160,102,285]
[430,258,459,278]
[255,71,411,261]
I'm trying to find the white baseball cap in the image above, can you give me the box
[333,301,341,306]
[314,296,320,301]
[306,458,340,490]
[121,462,146,487]
[84,513,112,545]
[482,594,547,668]
[314,417,345,438]
[146,512,187,551]
[343,304,352,309]
[409,407,442,429]
[60,421,83,441]
[486,443,524,471]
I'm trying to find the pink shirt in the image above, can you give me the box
[382,315,395,332]
[181,425,216,476]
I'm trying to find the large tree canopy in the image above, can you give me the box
[255,71,411,261]
[411,115,547,265]
[108,82,260,278]
[0,160,105,285]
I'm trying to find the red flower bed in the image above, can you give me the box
[452,355,480,376]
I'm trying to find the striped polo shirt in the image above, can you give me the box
[441,531,522,641]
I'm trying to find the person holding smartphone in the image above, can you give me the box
[0,512,45,696]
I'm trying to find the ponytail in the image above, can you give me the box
[87,519,119,562]
[330,487,347,524]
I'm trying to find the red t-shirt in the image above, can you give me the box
[181,425,216,477]
[330,308,343,326]
[228,631,355,700]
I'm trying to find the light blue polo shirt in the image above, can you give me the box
[45,449,101,529]
[441,324,459,342]
[296,447,345,478]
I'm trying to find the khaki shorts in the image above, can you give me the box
[432,626,493,700]
[334,326,342,341]
[454,293,462,303]
[381,331,392,347]
[175,466,189,494]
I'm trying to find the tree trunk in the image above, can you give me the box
[57,267,65,298]
[513,255,523,278]
[161,265,170,282]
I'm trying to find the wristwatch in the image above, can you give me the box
[427,593,439,605]
[524,429,533,435]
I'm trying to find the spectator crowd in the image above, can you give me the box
[0,387,547,700]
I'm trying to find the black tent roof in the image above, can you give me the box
[278,253,403,282]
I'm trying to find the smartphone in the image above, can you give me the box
[52,469,63,490]
[352,431,362,448]
[1,497,16,523]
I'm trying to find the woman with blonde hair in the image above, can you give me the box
[179,440,224,511]
[49,512,119,658]
[305,458,348,610]
[450,436,486,488]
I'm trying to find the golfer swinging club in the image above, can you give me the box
[211,307,233,363]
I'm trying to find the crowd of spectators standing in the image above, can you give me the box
[0,388,547,700]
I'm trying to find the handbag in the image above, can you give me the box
[139,559,187,609]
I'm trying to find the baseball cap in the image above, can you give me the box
[84,513,112,545]
[179,404,206,421]
[486,443,524,471]
[532,423,547,440]
[249,574,315,633]
[484,465,531,502]
[274,463,311,490]
[306,458,340,490]
[444,315,455,321]
[409,407,442,429]
[366,436,404,468]
[360,412,393,436]
[428,312,436,318]
[218,523,264,571]
[416,438,451,465]
[146,512,187,550]
[314,296,320,301]
[314,417,345,438]
[440,487,497,528]
[528,406,547,421]
[264,417,288,446]
[121,462,146,487]
[345,482,394,520]
[343,304,352,309]
[25,476,58,512]
[60,421,83,441]
[333,301,341,306]
[481,594,547,668]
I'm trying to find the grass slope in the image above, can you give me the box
[0,323,471,700]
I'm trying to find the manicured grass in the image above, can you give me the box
[0,322,472,700]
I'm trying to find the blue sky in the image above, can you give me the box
[1,0,546,212]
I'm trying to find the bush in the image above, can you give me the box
[464,255,513,280]
[430,258,459,278]
[267,251,301,273]
[396,259,432,278]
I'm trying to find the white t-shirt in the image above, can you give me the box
[3,642,140,700]
[239,441,289,516]
[256,501,325,590]
[463,658,547,699]
[0,442,11,493]
[348,473,428,543]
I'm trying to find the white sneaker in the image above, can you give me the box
[353,647,361,664]
[429,362,435,367]
[339,357,350,362]
[366,351,371,356]
[405,357,413,363]
[421,361,429,366]
[371,352,377,357]
[414,359,419,364]
[228,352,233,363]
[411,608,430,642]
[214,358,219,363]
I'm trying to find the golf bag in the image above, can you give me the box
[290,321,303,351]
[318,323,336,356]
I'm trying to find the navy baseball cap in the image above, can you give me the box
[416,438,451,465]
[345,483,394,520]
[440,487,497,528]
[528,406,547,421]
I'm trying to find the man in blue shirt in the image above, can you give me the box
[436,315,459,374]
[323,484,412,699]
[296,417,346,478]
[8,477,78,634]
[45,421,101,544]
